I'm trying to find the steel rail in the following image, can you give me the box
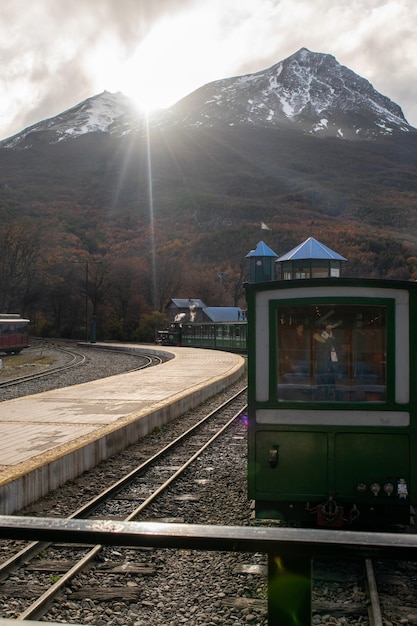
[365,559,383,626]
[0,346,86,387]
[0,345,160,389]
[17,396,246,620]
[0,372,243,583]
[0,387,246,620]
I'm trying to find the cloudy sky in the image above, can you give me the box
[1,0,417,140]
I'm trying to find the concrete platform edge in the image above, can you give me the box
[0,347,245,515]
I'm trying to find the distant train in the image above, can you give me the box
[156,321,247,352]
[0,314,30,354]
[245,277,417,528]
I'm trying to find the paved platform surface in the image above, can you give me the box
[0,344,245,514]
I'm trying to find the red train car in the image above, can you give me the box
[0,314,30,354]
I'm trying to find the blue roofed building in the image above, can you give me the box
[246,240,278,283]
[276,237,347,280]
[202,307,245,322]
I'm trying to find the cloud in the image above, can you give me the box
[225,0,417,125]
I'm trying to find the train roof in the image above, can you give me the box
[245,275,417,294]
[0,314,30,323]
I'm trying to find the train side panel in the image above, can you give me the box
[181,322,247,352]
[0,315,30,354]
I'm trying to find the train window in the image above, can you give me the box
[277,304,386,402]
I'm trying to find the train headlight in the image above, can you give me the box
[383,483,394,496]
[356,482,367,493]
[370,482,381,496]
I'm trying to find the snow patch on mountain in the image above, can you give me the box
[1,48,415,148]
[165,48,414,139]
[60,92,128,137]
[1,91,143,149]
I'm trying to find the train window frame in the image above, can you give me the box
[273,299,391,404]
[254,288,408,407]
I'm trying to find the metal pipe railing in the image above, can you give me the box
[1,516,416,625]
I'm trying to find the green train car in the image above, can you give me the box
[245,277,417,528]
[176,321,247,352]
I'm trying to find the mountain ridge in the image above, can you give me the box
[163,48,413,140]
[0,46,417,332]
[1,48,415,150]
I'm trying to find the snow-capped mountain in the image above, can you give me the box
[164,48,413,139]
[1,48,414,149]
[1,91,144,149]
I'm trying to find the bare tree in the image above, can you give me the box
[0,222,43,313]
[142,253,184,312]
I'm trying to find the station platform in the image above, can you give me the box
[0,344,246,515]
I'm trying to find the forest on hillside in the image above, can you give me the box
[2,213,416,343]
[1,125,417,341]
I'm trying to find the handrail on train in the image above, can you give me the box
[0,515,416,625]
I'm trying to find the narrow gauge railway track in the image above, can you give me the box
[0,387,248,622]
[0,344,87,388]
[313,555,417,625]
[0,342,162,390]
[370,557,417,624]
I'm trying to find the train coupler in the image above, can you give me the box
[306,497,344,528]
[306,498,361,527]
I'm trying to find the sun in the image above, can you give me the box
[122,76,177,115]
[120,59,177,114]
[98,7,233,115]
[113,10,225,114]
[117,18,195,114]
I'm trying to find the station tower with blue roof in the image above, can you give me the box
[247,237,347,283]
[276,237,347,280]
[246,240,279,283]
